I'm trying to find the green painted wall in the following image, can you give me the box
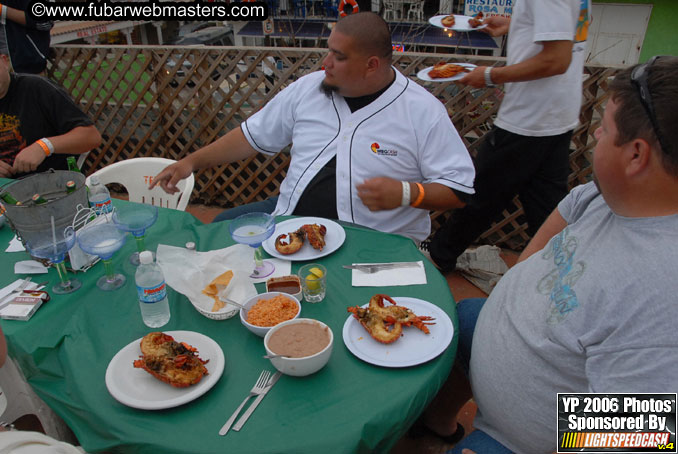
[595,0,678,61]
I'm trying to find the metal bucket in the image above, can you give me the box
[0,170,88,246]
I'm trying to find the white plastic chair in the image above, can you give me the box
[85,157,194,211]
[0,357,75,441]
[406,0,424,21]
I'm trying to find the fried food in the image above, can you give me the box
[468,11,484,28]
[428,62,470,79]
[202,270,234,312]
[347,294,435,344]
[275,228,305,255]
[133,332,209,388]
[301,224,327,250]
[441,14,455,27]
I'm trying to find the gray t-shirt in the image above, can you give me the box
[470,182,678,453]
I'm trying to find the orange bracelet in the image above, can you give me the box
[36,138,55,156]
[411,182,425,207]
[36,140,50,156]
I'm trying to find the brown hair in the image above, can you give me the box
[334,12,393,62]
[609,57,678,176]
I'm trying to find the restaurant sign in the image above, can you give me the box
[464,0,512,17]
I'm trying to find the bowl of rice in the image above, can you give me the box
[240,292,301,337]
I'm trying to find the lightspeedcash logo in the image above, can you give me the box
[28,0,269,21]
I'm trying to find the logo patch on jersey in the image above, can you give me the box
[370,142,398,156]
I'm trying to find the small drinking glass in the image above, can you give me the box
[298,263,327,303]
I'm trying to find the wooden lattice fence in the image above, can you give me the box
[48,45,620,250]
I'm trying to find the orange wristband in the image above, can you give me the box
[411,182,425,207]
[36,138,54,156]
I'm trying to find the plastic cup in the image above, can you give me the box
[298,263,327,303]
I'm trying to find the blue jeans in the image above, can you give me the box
[212,197,279,223]
[447,298,514,454]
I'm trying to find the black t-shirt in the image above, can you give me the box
[0,73,93,175]
[293,77,395,218]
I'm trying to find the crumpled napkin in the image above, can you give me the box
[351,261,427,287]
[455,245,509,294]
[156,243,291,318]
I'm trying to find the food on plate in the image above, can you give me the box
[246,294,299,327]
[347,294,435,344]
[274,228,305,255]
[468,11,484,28]
[304,267,324,291]
[133,332,209,388]
[428,62,471,79]
[301,224,327,250]
[202,270,234,312]
[440,14,455,27]
[267,321,331,358]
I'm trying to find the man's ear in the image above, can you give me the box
[365,55,380,75]
[625,138,652,177]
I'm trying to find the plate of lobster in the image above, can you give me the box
[105,331,225,410]
[343,295,453,368]
[417,62,476,82]
[262,217,346,261]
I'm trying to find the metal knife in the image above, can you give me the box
[342,262,420,271]
[232,371,282,431]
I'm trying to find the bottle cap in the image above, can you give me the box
[139,251,153,265]
[90,175,100,185]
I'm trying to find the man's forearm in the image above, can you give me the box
[490,40,574,84]
[184,127,258,171]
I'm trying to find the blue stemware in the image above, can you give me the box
[229,213,276,278]
[76,223,127,291]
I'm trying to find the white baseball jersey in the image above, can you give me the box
[241,69,475,242]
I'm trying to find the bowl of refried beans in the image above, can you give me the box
[264,318,333,376]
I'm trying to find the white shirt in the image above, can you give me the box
[494,0,591,137]
[241,69,475,243]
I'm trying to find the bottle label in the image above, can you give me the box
[91,197,112,213]
[137,281,167,303]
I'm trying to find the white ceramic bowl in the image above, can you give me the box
[265,275,303,302]
[240,292,301,337]
[264,318,333,377]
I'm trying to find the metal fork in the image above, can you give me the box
[219,370,271,436]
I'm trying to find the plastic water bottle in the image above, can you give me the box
[88,175,112,214]
[135,251,171,328]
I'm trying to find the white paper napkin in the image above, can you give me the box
[5,235,25,252]
[14,260,48,274]
[351,261,427,287]
[156,243,291,317]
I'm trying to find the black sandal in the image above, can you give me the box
[408,422,465,444]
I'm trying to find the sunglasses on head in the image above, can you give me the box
[630,56,669,152]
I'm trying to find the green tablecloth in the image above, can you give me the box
[0,197,458,454]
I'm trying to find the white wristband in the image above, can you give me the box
[400,181,411,207]
[1,6,6,25]
[41,137,55,156]
[484,66,496,88]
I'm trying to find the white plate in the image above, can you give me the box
[343,297,454,368]
[428,14,487,32]
[262,217,346,261]
[105,331,225,410]
[417,63,476,82]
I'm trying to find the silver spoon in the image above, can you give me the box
[263,354,291,359]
